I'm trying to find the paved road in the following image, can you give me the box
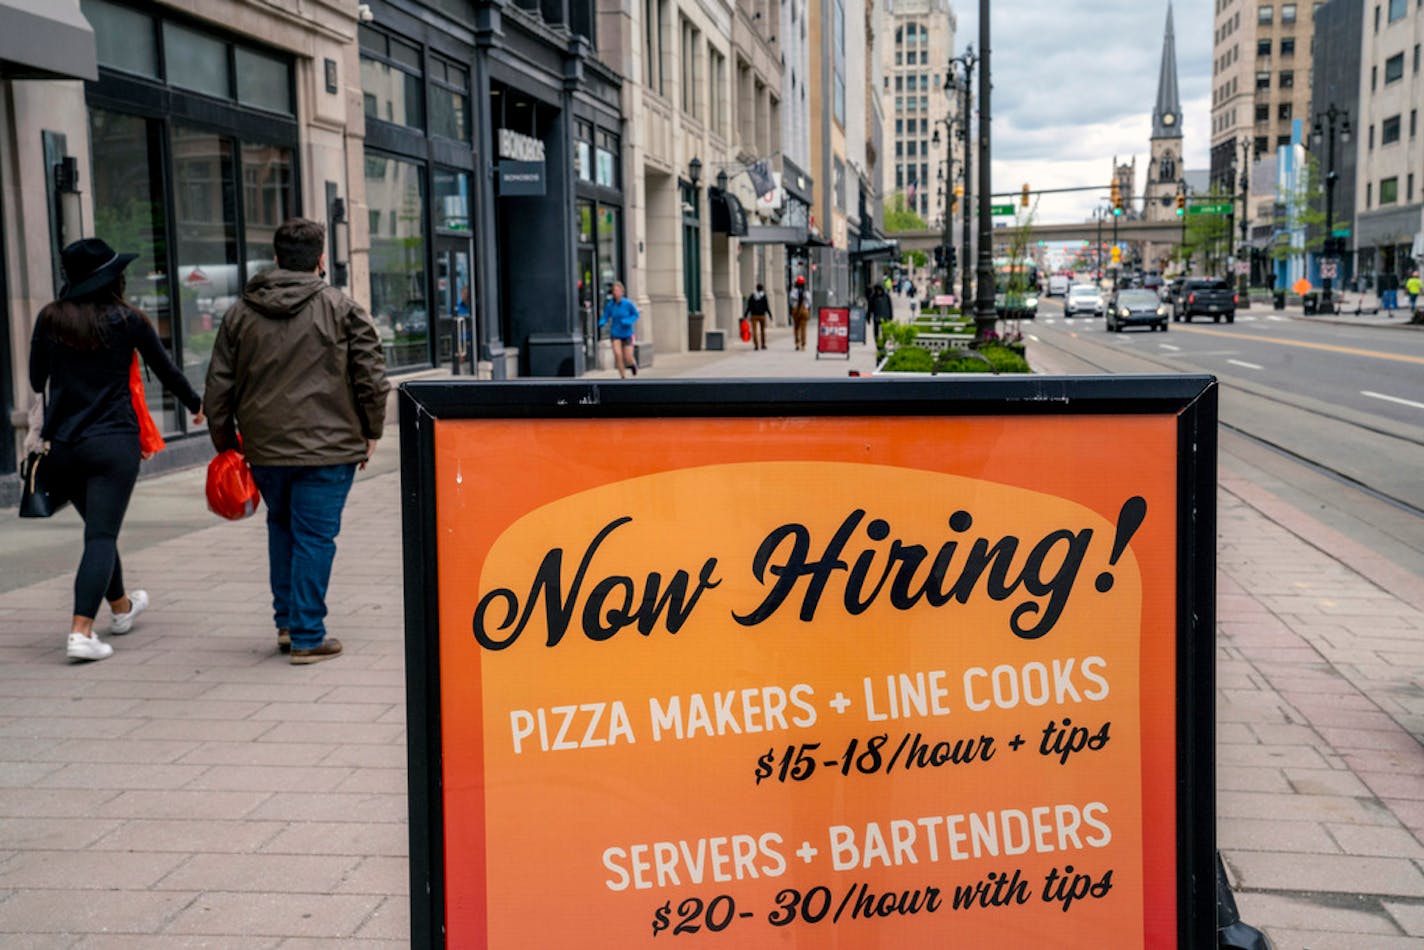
[1027,297,1424,579]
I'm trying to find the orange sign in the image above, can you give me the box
[1292,277,1312,295]
[407,388,1209,947]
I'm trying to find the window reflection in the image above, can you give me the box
[365,154,428,369]
[89,107,176,432]
[172,125,239,394]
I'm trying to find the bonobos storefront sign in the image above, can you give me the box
[400,377,1218,948]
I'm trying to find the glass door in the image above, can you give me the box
[435,238,473,373]
[578,245,596,363]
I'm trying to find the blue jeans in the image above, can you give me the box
[249,463,357,650]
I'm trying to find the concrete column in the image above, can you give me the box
[645,168,684,351]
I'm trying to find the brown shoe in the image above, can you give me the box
[277,628,291,653]
[290,638,343,665]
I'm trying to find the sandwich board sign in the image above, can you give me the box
[400,377,1218,949]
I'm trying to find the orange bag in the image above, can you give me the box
[129,354,165,457]
[206,448,261,521]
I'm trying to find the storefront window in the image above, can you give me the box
[597,205,621,289]
[242,143,294,277]
[433,168,471,232]
[596,131,619,188]
[361,27,425,132]
[366,154,428,369]
[429,57,470,142]
[236,47,292,114]
[89,107,175,431]
[164,22,229,99]
[82,0,158,78]
[576,120,594,182]
[577,200,594,244]
[172,125,239,394]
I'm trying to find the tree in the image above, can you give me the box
[1270,154,1328,265]
[902,249,928,269]
[883,191,927,232]
[1171,192,1232,276]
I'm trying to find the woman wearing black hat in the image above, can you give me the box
[28,238,205,662]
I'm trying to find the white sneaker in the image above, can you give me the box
[67,633,113,662]
[109,589,149,635]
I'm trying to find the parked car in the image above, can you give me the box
[1173,279,1237,323]
[1064,283,1104,317]
[1107,289,1168,332]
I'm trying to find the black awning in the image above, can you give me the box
[0,0,96,81]
[708,187,748,237]
[850,238,899,261]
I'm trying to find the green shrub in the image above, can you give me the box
[934,343,1031,374]
[882,346,936,373]
[879,322,919,348]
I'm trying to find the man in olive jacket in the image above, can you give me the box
[205,218,389,665]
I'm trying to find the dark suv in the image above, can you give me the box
[1174,279,1237,323]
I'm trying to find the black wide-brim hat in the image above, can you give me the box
[59,238,138,301]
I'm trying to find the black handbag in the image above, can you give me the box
[19,446,67,518]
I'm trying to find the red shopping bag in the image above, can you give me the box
[206,448,260,520]
[739,317,751,342]
[130,354,165,457]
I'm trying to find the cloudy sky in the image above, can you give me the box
[947,0,1213,223]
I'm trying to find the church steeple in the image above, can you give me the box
[1152,2,1182,140]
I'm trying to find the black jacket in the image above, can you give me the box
[743,292,772,317]
[29,306,201,444]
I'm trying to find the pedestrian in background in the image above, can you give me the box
[204,218,389,665]
[789,275,811,351]
[868,283,893,343]
[1406,271,1421,313]
[1380,271,1399,313]
[28,239,205,662]
[599,280,640,378]
[742,283,771,350]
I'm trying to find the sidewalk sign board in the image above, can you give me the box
[849,305,867,344]
[816,306,851,358]
[400,377,1219,949]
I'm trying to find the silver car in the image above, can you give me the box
[1064,284,1103,318]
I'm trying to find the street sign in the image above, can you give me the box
[1320,260,1339,279]
[1187,203,1231,216]
[399,376,1221,949]
[1331,227,1351,238]
[1234,261,1249,276]
[991,204,1015,216]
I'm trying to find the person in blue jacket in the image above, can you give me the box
[599,280,640,378]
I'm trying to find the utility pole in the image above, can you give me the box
[972,0,995,338]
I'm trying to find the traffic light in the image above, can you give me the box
[1175,193,1185,216]
[1021,183,1031,208]
[1111,245,1122,263]
[945,246,957,268]
[954,183,964,198]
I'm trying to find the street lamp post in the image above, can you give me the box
[932,115,956,295]
[972,1,995,338]
[1095,205,1104,280]
[1313,105,1351,310]
[1235,139,1255,292]
[947,47,976,315]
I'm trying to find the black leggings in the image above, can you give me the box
[47,433,140,619]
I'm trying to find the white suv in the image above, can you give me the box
[1064,284,1103,317]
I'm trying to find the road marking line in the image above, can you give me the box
[1227,359,1263,370]
[1267,315,1286,321]
[1027,334,1040,342]
[1177,325,1424,364]
[1361,390,1424,410]
[1159,343,1181,351]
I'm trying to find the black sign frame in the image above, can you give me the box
[400,376,1218,948]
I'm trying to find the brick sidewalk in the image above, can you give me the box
[2,336,1422,945]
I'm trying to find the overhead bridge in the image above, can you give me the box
[889,219,1189,251]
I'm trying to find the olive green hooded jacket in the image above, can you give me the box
[204,269,389,466]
